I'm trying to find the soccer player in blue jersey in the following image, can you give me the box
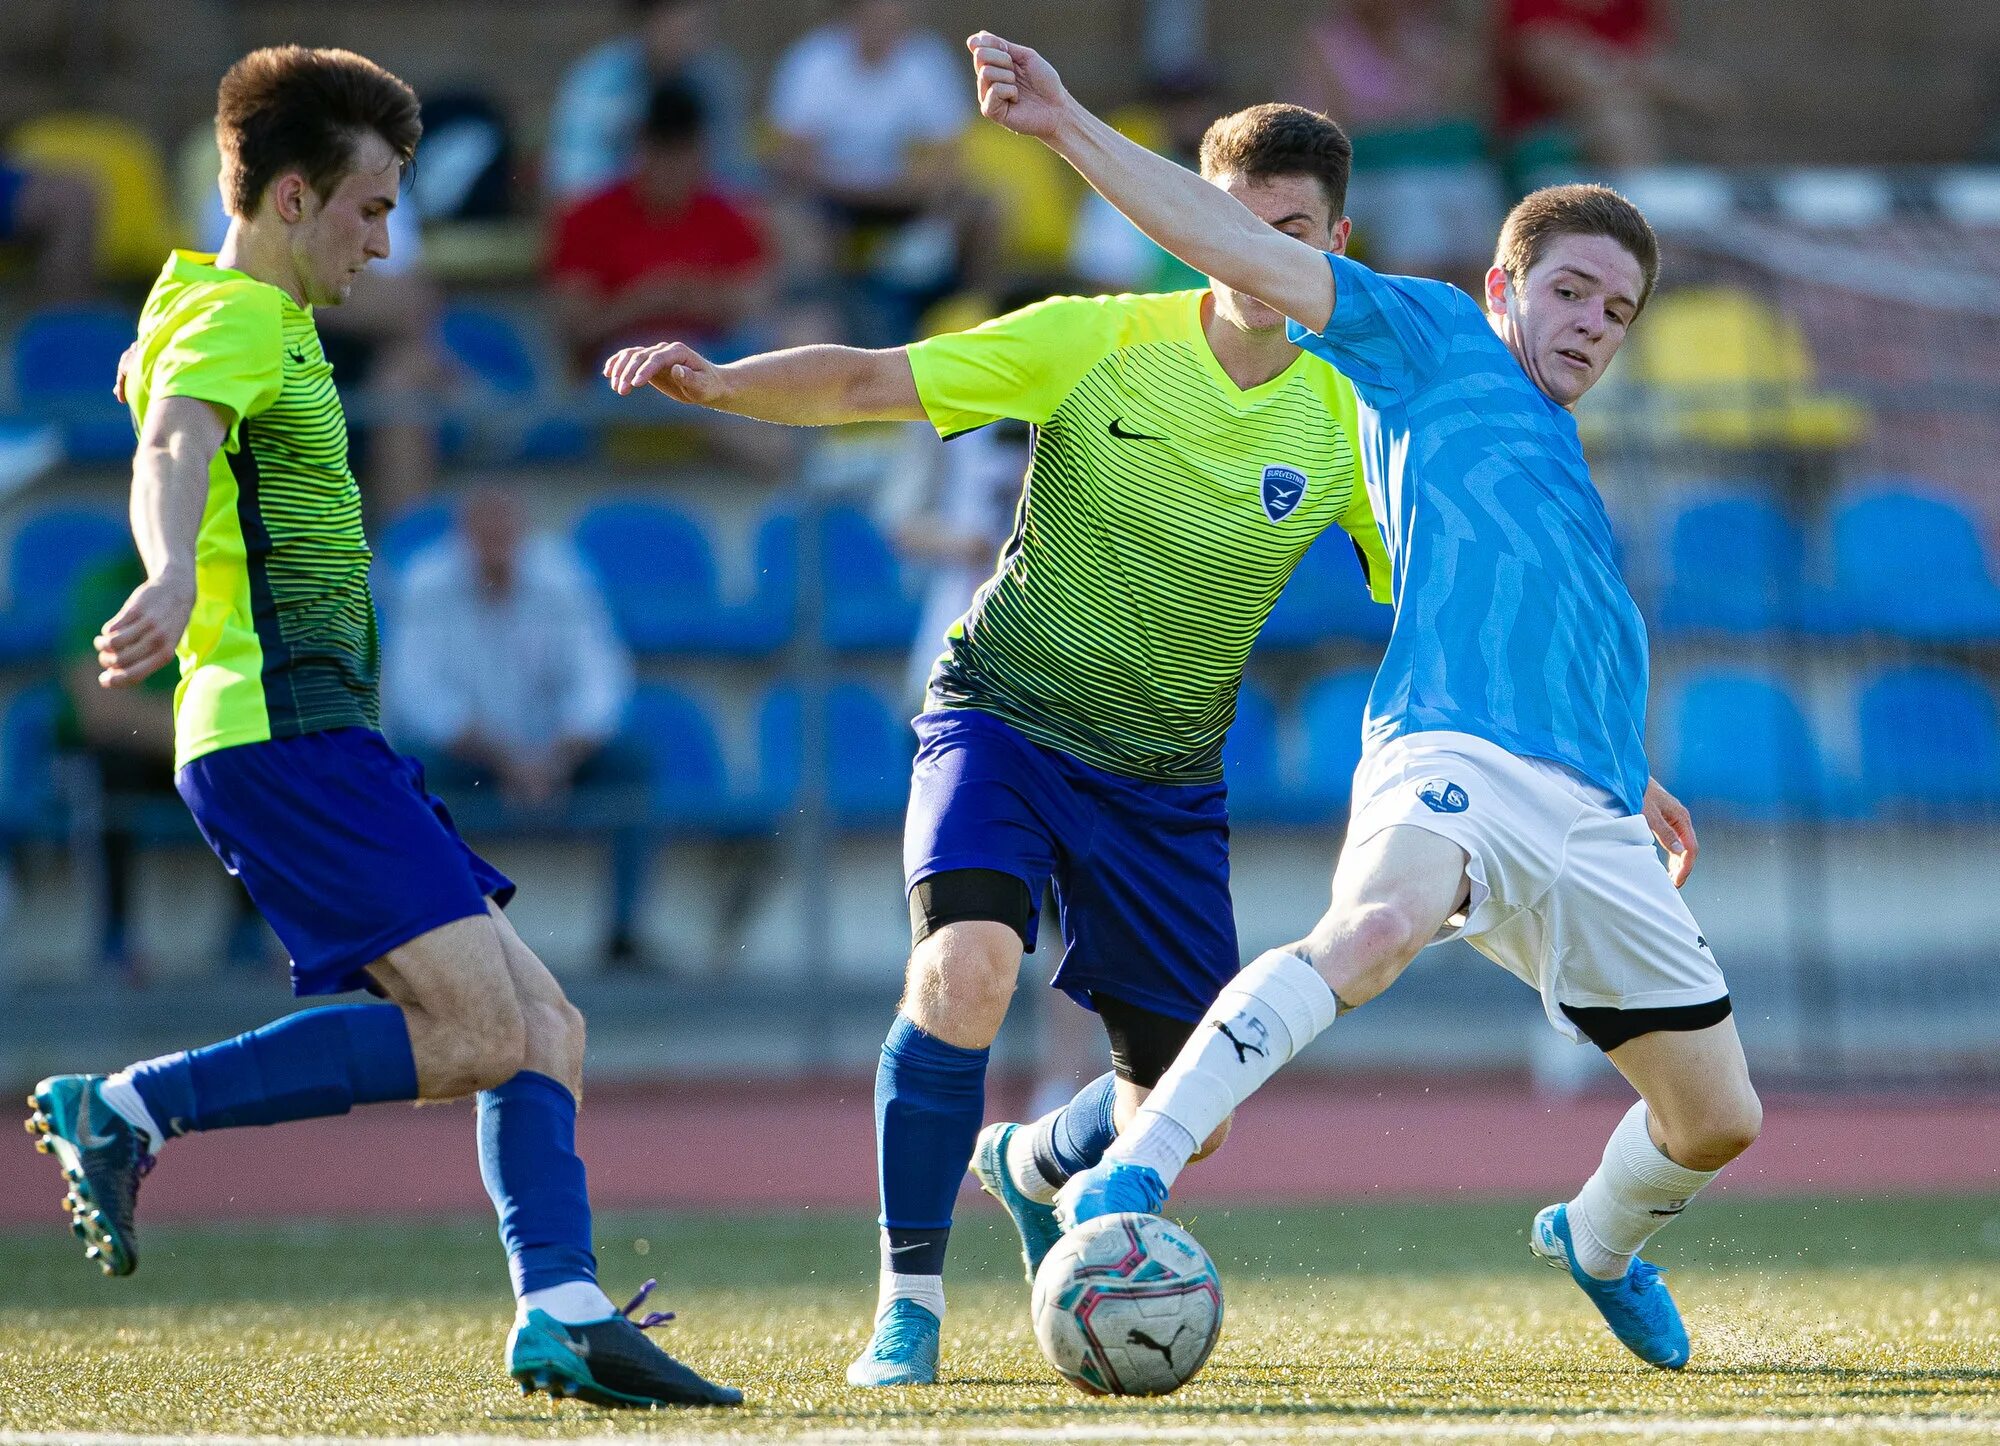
[967,31,1762,1370]
[25,47,737,1410]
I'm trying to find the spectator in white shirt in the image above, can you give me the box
[387,485,652,965]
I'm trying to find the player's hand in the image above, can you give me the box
[602,341,727,406]
[112,341,140,406]
[95,574,194,688]
[966,31,1072,141]
[1642,777,1698,888]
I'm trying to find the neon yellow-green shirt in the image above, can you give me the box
[128,251,378,768]
[907,289,1391,783]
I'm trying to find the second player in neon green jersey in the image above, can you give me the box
[605,102,1386,1386]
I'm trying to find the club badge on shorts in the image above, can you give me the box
[1418,779,1469,814]
[1261,464,1308,523]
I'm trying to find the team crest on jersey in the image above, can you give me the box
[1418,779,1469,814]
[1260,464,1308,523]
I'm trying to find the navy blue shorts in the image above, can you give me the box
[0,165,24,239]
[903,709,1239,1022]
[176,728,515,997]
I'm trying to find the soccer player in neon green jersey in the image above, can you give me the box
[26,46,738,1410]
[605,103,1391,1385]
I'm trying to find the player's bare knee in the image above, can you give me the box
[1310,901,1426,1008]
[1659,1090,1761,1171]
[460,988,528,1093]
[902,930,1017,1038]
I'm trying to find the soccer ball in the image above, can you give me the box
[1030,1212,1224,1396]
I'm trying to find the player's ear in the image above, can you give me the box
[1329,216,1352,257]
[271,171,308,225]
[1483,265,1511,316]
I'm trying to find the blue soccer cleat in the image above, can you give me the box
[507,1279,743,1408]
[1054,1161,1168,1231]
[971,1122,1063,1284]
[844,1298,940,1387]
[1531,1202,1690,1369]
[26,1074,155,1277]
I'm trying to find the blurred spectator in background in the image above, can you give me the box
[545,0,755,203]
[1285,0,1502,289]
[57,555,264,980]
[767,0,981,340]
[0,159,99,300]
[1067,65,1216,294]
[386,485,650,966]
[549,80,771,372]
[1496,0,1732,173]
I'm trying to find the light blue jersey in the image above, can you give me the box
[1286,253,1651,813]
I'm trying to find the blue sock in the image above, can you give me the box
[1028,1070,1120,1189]
[124,1005,418,1137]
[876,1013,988,1277]
[477,1071,599,1296]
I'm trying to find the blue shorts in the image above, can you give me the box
[0,165,24,239]
[903,709,1239,1022]
[176,728,515,997]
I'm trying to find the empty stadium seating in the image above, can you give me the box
[1856,664,2000,816]
[9,308,137,463]
[1666,669,1841,820]
[817,505,921,651]
[0,505,130,663]
[1826,485,2000,641]
[1658,491,1817,634]
[573,499,794,655]
[1259,529,1392,648]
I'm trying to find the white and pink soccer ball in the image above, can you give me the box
[1030,1212,1224,1396]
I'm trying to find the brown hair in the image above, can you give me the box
[1198,103,1352,219]
[1495,183,1660,310]
[216,46,421,219]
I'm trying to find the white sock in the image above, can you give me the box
[876,1270,946,1323]
[519,1280,618,1325]
[99,1071,165,1153]
[1104,949,1337,1189]
[1567,1100,1721,1280]
[1006,1127,1061,1205]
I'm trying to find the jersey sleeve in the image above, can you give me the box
[905,295,1118,438]
[1334,470,1393,605]
[1285,253,1472,395]
[145,281,284,448]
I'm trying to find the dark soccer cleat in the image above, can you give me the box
[26,1074,154,1277]
[506,1279,743,1409]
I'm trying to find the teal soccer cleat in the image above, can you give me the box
[971,1122,1063,1284]
[1054,1160,1168,1231]
[845,1298,940,1387]
[507,1279,743,1408]
[1531,1202,1691,1369]
[26,1074,154,1277]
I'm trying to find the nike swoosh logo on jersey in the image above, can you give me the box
[286,349,307,366]
[1108,418,1165,441]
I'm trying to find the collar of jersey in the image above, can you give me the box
[1184,289,1315,409]
[167,250,312,315]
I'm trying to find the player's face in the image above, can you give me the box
[1488,232,1645,407]
[291,132,400,307]
[1208,171,1350,334]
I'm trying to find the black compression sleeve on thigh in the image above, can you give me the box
[1560,995,1733,1053]
[909,868,1035,949]
[1091,992,1200,1087]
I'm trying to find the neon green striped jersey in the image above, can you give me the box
[129,251,378,768]
[906,289,1390,784]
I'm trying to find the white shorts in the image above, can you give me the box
[1346,730,1728,1044]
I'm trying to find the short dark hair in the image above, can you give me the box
[642,79,707,145]
[215,46,421,219]
[1495,183,1661,311]
[1198,103,1352,219]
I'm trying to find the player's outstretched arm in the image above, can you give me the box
[602,340,928,427]
[99,395,225,688]
[967,31,1337,332]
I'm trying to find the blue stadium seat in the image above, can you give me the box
[1260,530,1391,648]
[372,500,454,575]
[1667,670,1837,820]
[755,683,914,827]
[819,506,920,650]
[1856,665,2000,817]
[1658,492,1814,634]
[0,506,131,663]
[1297,668,1374,818]
[1222,682,1283,821]
[624,683,744,829]
[435,304,589,463]
[11,307,137,463]
[1827,486,2000,640]
[574,501,792,655]
[0,685,62,840]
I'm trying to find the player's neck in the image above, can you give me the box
[215,218,309,307]
[1201,300,1297,391]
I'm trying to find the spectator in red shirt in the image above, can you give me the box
[1497,0,1731,169]
[549,80,771,374]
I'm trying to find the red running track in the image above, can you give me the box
[6,1078,1997,1226]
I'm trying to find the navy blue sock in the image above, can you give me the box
[876,1013,989,1277]
[477,1071,599,1296]
[1028,1070,1120,1189]
[125,1004,418,1137]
